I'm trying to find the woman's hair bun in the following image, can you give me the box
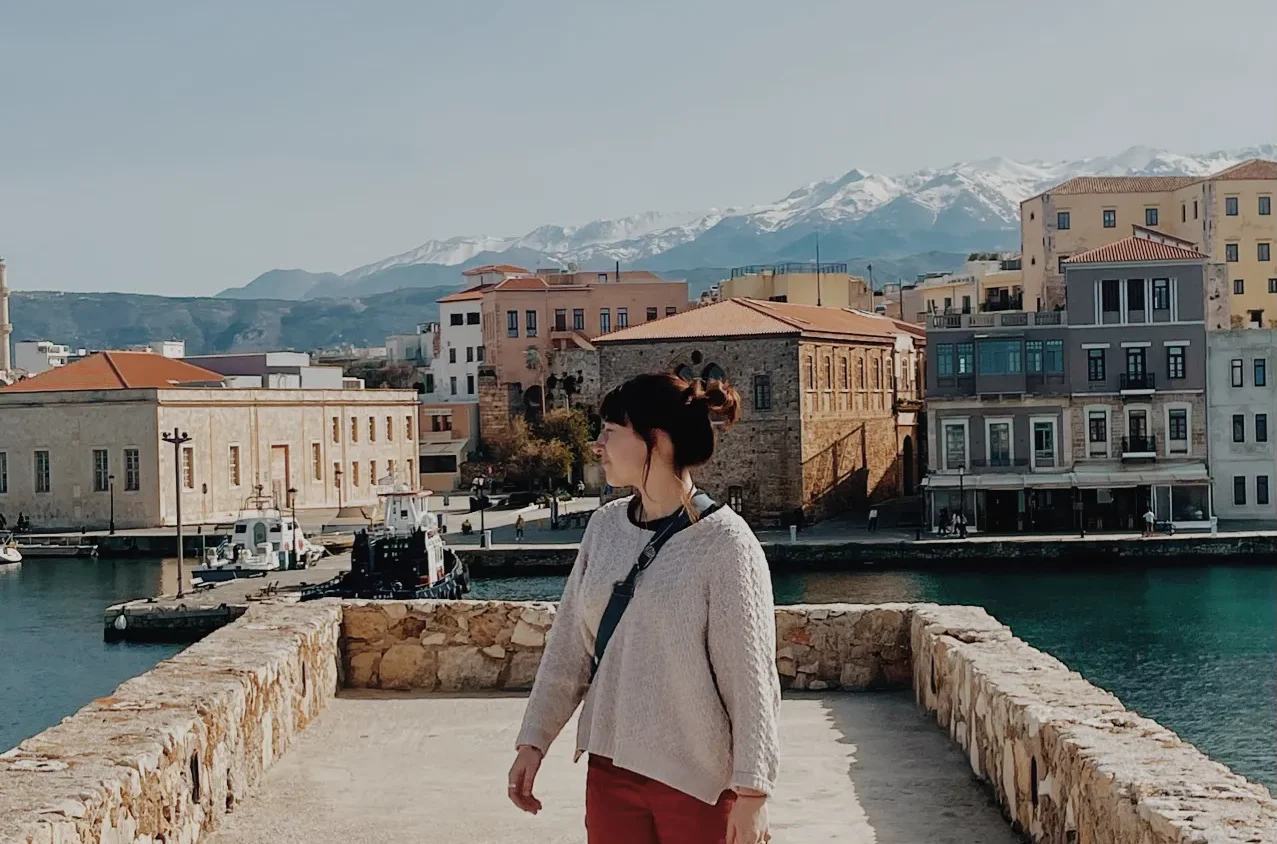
[685,378,741,428]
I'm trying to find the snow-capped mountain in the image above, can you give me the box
[220,143,1277,300]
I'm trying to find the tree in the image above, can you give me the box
[483,417,574,489]
[536,407,594,473]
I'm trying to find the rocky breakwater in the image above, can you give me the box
[0,602,342,844]
[340,600,916,693]
[911,605,1277,843]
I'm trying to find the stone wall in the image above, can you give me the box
[0,602,341,844]
[340,600,914,693]
[911,605,1277,842]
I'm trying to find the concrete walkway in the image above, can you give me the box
[208,692,1019,844]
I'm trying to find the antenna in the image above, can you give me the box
[815,233,822,307]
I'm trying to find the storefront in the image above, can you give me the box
[922,471,1076,534]
[1072,466,1212,531]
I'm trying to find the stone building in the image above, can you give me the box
[595,298,925,525]
[714,263,872,311]
[0,352,418,530]
[1207,329,1276,519]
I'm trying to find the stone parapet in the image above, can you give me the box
[911,605,1277,842]
[0,602,341,844]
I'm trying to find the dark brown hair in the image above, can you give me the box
[599,372,741,481]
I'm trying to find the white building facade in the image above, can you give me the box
[426,289,486,402]
[1207,329,1277,519]
[14,340,71,377]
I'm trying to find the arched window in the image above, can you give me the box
[873,358,882,389]
[857,357,865,389]
[702,363,726,383]
[806,357,815,387]
[839,358,849,390]
[823,357,832,389]
[675,364,695,382]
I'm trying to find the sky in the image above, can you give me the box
[2,0,1276,297]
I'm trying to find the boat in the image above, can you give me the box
[301,486,469,601]
[198,489,326,583]
[0,532,20,565]
[11,536,97,558]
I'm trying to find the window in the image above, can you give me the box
[34,450,50,493]
[666,306,677,317]
[857,357,865,388]
[1087,348,1106,382]
[450,376,457,395]
[1194,200,1198,219]
[1182,204,1186,223]
[1234,476,1246,506]
[617,308,628,328]
[406,416,413,441]
[476,346,484,362]
[1226,243,1239,262]
[1250,309,1265,327]
[369,417,377,442]
[229,445,242,486]
[1261,196,1272,216]
[425,373,436,392]
[1232,359,1244,387]
[1126,347,1146,378]
[351,417,358,442]
[1102,209,1116,228]
[333,463,341,489]
[1256,359,1268,387]
[873,359,882,389]
[332,417,340,443]
[1056,211,1070,230]
[312,443,322,481]
[387,460,394,480]
[1226,196,1239,216]
[370,461,377,486]
[1167,345,1185,380]
[1101,279,1121,312]
[1270,279,1277,293]
[1032,420,1056,468]
[420,455,458,474]
[1234,278,1245,295]
[506,310,519,338]
[1260,243,1272,262]
[93,449,109,493]
[0,452,6,494]
[823,357,832,390]
[987,420,1011,467]
[933,343,953,378]
[1044,340,1063,373]
[1168,409,1188,449]
[752,374,772,410]
[1025,340,1043,373]
[467,374,475,394]
[573,308,585,330]
[1057,257,1069,274]
[1233,414,1245,443]
[1088,411,1108,446]
[554,308,567,331]
[449,313,463,326]
[465,347,473,363]
[1153,278,1170,310]
[1259,476,1270,506]
[181,446,195,490]
[840,358,849,390]
[466,311,480,325]
[956,343,974,376]
[125,449,140,491]
[524,310,538,337]
[646,307,658,321]
[961,295,971,314]
[805,357,815,388]
[1127,278,1145,311]
[1145,207,1159,227]
[1258,414,1269,443]
[352,462,360,487]
[448,347,457,364]
[600,308,611,333]
[943,421,967,470]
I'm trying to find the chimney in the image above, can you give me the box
[0,257,11,373]
[615,260,620,283]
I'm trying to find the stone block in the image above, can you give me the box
[342,604,387,640]
[377,643,437,691]
[437,646,503,691]
[505,650,543,690]
[511,620,545,648]
[347,652,380,688]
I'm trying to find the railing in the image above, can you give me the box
[730,262,848,278]
[1033,311,1062,325]
[1119,372,1156,391]
[1033,451,1056,468]
[929,311,1068,330]
[1121,435,1157,455]
[981,295,1023,312]
[1000,312,1028,326]
[968,314,995,327]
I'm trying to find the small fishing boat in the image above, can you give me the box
[11,536,98,558]
[0,532,21,565]
[198,489,325,583]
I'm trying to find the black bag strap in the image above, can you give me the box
[590,492,718,681]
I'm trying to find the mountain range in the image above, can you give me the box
[219,143,1277,301]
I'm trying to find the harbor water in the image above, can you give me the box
[2,557,1274,790]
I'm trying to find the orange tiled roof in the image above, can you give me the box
[493,276,549,292]
[461,264,530,276]
[1037,175,1201,198]
[594,298,921,344]
[437,283,493,303]
[1064,236,1204,265]
[1210,159,1277,181]
[2,352,226,393]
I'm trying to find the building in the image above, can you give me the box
[425,284,489,402]
[1207,329,1276,519]
[183,352,347,389]
[1021,159,1277,322]
[385,323,438,368]
[417,402,479,492]
[912,255,1027,321]
[460,264,532,286]
[14,340,71,377]
[595,298,925,525]
[714,263,873,311]
[479,271,689,432]
[923,231,1219,533]
[0,352,418,530]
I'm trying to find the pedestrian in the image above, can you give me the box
[956,511,968,539]
[0,512,6,530]
[867,507,879,532]
[1143,506,1156,537]
[577,479,586,497]
[515,514,525,542]
[508,371,779,844]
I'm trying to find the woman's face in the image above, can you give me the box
[593,421,651,489]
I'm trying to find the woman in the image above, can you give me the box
[508,372,780,844]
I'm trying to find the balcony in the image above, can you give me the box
[1121,435,1157,459]
[981,294,1023,313]
[928,311,1068,331]
[1119,372,1156,395]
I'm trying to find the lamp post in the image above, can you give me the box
[287,487,298,569]
[958,463,966,532]
[162,428,192,597]
[335,467,344,513]
[108,473,116,535]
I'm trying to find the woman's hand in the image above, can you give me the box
[727,792,770,843]
[507,745,544,814]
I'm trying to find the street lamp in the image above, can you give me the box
[958,463,966,532]
[287,487,298,569]
[162,428,192,597]
[335,467,344,513]
[108,473,116,535]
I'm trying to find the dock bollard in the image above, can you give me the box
[789,525,797,543]
[482,529,492,548]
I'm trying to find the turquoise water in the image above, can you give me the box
[3,558,1273,791]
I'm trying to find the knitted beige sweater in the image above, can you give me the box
[516,497,781,805]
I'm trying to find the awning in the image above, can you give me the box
[922,463,1210,491]
[418,440,469,457]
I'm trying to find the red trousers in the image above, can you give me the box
[585,755,735,844]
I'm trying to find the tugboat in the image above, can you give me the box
[198,487,326,583]
[301,486,469,600]
[0,532,21,565]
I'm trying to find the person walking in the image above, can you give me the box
[867,507,879,532]
[515,514,526,542]
[577,479,586,497]
[508,372,780,844]
[1143,506,1156,537]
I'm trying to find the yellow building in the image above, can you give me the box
[716,263,873,311]
[1021,160,1277,325]
[911,255,1026,321]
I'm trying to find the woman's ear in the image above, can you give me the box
[649,428,677,465]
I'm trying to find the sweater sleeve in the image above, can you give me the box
[707,530,781,795]
[515,530,594,753]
